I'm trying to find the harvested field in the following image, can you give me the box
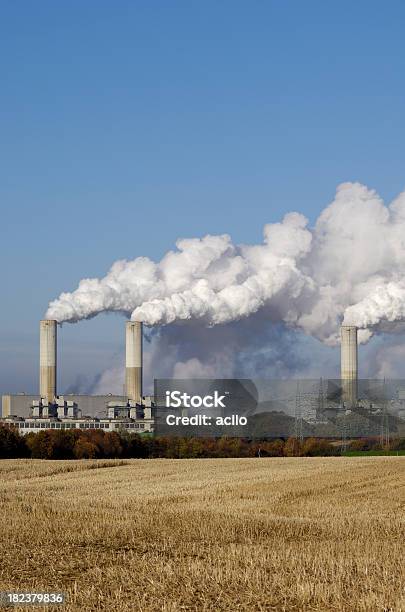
[0,457,404,611]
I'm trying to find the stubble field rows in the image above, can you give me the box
[0,457,404,611]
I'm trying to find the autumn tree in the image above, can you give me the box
[0,426,27,458]
[284,437,302,457]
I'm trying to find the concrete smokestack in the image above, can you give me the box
[340,325,358,407]
[125,321,143,403]
[40,320,57,402]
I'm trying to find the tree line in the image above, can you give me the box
[0,425,404,460]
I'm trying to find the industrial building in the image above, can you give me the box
[1,320,154,435]
[2,394,129,420]
[1,319,405,438]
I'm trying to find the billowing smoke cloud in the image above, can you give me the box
[85,317,314,395]
[47,182,405,346]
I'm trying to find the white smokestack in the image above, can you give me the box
[125,321,142,403]
[40,320,57,402]
[340,325,358,407]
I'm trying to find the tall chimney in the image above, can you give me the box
[125,321,143,403]
[340,325,358,407]
[40,320,57,402]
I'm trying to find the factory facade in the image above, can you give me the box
[2,319,403,438]
[1,320,154,435]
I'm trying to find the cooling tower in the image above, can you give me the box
[40,320,57,402]
[125,321,143,403]
[340,325,358,407]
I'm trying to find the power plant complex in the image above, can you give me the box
[1,320,405,437]
[1,320,153,435]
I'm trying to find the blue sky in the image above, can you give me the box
[1,1,405,394]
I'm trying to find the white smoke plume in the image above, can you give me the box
[46,182,405,346]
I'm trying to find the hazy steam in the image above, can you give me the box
[46,182,405,346]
